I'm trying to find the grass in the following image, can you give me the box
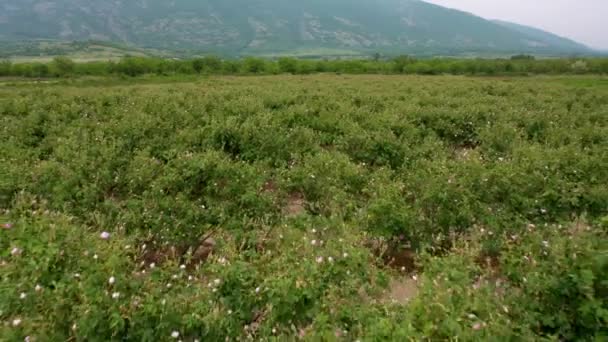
[1,75,607,341]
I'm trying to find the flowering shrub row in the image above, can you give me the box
[1,75,606,340]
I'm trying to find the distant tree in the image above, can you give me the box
[600,59,608,74]
[176,60,195,74]
[373,52,381,62]
[31,63,50,77]
[222,60,241,74]
[242,57,266,74]
[392,55,416,73]
[155,59,175,75]
[571,60,589,74]
[11,63,34,77]
[192,58,205,73]
[192,56,222,74]
[114,57,147,76]
[298,60,316,74]
[463,60,479,74]
[52,56,75,76]
[0,60,11,76]
[340,60,367,74]
[314,60,328,73]
[203,56,223,73]
[4,55,605,78]
[77,61,111,76]
[447,60,465,74]
[277,57,298,74]
[510,54,535,61]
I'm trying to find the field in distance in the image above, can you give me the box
[0,40,164,62]
[1,75,606,341]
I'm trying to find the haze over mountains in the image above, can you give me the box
[0,0,595,57]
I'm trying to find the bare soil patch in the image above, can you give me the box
[140,237,216,270]
[284,192,306,216]
[381,276,419,305]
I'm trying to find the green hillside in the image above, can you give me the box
[492,20,590,52]
[0,0,595,56]
[0,40,163,62]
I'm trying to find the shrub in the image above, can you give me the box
[51,56,75,76]
[1,74,606,340]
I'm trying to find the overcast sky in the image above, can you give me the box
[424,0,607,50]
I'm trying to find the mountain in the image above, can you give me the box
[492,20,590,53]
[0,0,594,57]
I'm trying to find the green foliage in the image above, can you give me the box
[571,60,589,74]
[277,57,298,74]
[4,56,608,78]
[0,75,606,340]
[0,60,11,76]
[192,56,222,74]
[241,57,267,74]
[499,226,608,339]
[111,57,151,76]
[392,55,417,73]
[51,57,76,76]
[511,54,536,60]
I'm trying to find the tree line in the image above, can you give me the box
[1,55,608,78]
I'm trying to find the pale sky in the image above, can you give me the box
[424,0,608,50]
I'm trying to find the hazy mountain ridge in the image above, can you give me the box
[492,20,589,52]
[0,0,595,56]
